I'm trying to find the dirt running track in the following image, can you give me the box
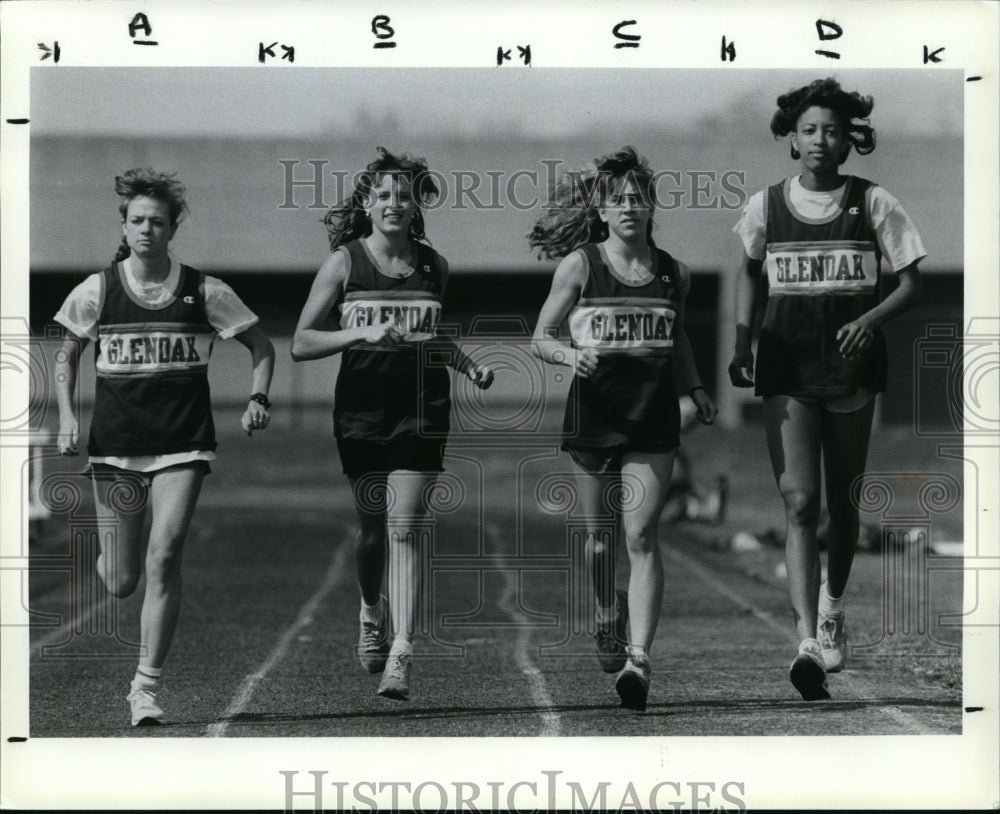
[28,415,962,740]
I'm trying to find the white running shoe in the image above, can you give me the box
[127,686,164,727]
[358,596,390,674]
[817,609,847,673]
[789,641,830,701]
[615,657,651,711]
[377,648,412,701]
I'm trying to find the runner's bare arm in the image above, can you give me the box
[234,325,275,435]
[55,334,87,455]
[291,250,401,361]
[672,262,717,424]
[531,251,598,378]
[728,251,762,387]
[837,262,923,356]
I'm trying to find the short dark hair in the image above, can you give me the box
[113,168,188,261]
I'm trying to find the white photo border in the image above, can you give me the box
[1,1,997,810]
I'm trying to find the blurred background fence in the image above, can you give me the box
[26,68,964,431]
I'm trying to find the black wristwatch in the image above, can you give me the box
[249,393,271,409]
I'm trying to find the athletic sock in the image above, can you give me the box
[595,595,620,625]
[360,596,385,624]
[798,637,822,655]
[389,638,413,657]
[819,583,844,616]
[133,666,161,691]
[626,644,649,664]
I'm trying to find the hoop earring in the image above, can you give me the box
[790,143,801,160]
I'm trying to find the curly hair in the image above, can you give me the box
[113,168,188,262]
[770,77,876,162]
[323,147,439,250]
[528,146,656,260]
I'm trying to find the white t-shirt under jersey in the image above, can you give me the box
[55,255,259,471]
[732,176,926,412]
[733,175,926,271]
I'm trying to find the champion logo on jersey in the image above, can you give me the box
[661,275,671,282]
[848,206,860,215]
[183,295,196,304]
[423,265,432,274]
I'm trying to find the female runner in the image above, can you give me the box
[728,78,925,700]
[530,146,717,710]
[292,147,491,701]
[55,168,275,726]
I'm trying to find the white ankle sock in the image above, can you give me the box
[596,595,620,624]
[626,644,648,662]
[360,596,385,623]
[133,666,161,689]
[389,638,412,657]
[819,583,843,615]
[799,637,821,654]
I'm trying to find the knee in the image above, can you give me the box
[106,581,139,598]
[825,505,860,545]
[145,544,183,586]
[96,554,139,597]
[781,488,821,527]
[825,485,859,517]
[356,521,385,548]
[102,568,140,598]
[622,518,658,555]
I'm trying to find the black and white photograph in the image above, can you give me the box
[1,1,997,810]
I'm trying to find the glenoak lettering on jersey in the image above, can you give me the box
[764,241,877,293]
[589,311,672,342]
[105,335,200,364]
[350,304,437,334]
[97,328,214,374]
[341,293,441,343]
[771,252,865,282]
[569,298,676,356]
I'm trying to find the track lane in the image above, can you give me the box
[28,425,961,737]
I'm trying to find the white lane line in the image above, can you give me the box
[665,545,932,735]
[664,547,790,639]
[487,522,561,736]
[207,537,350,737]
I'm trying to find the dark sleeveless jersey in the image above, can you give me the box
[333,239,451,441]
[562,243,681,449]
[88,263,217,457]
[757,175,887,397]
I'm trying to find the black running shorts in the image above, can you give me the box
[336,436,446,479]
[563,443,678,476]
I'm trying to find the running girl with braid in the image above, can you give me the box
[55,168,275,726]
